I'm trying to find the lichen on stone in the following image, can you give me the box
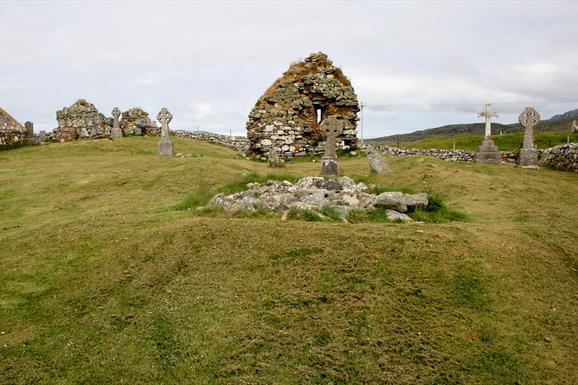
[246,52,360,158]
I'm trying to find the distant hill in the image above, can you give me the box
[369,108,577,144]
[549,108,578,122]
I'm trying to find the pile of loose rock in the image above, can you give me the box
[172,130,249,152]
[539,143,578,172]
[206,176,429,222]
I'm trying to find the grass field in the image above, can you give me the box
[1,137,577,384]
[370,130,578,151]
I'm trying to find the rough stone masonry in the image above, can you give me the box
[246,52,360,158]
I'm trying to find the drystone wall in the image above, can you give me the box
[539,143,578,172]
[372,145,476,162]
[246,52,359,158]
[173,130,249,152]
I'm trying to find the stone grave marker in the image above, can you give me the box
[517,107,540,167]
[24,121,34,140]
[475,103,501,164]
[110,107,123,139]
[320,115,342,177]
[157,107,174,157]
[268,147,284,167]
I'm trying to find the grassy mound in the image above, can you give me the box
[0,137,576,384]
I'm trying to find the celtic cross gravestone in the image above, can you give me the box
[157,107,174,157]
[320,115,342,177]
[517,107,540,167]
[110,107,123,139]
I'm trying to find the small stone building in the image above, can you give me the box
[120,108,159,136]
[0,107,27,145]
[53,99,111,141]
[246,52,360,157]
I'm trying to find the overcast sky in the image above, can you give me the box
[2,1,578,137]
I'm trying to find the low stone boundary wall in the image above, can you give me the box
[172,130,248,152]
[372,145,476,162]
[539,143,578,173]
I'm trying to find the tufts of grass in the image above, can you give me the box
[320,205,343,221]
[171,172,300,211]
[410,195,467,223]
[0,141,39,152]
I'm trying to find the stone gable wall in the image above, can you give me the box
[246,52,359,158]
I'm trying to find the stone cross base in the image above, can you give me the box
[475,139,501,164]
[321,155,338,177]
[517,148,539,167]
[110,128,123,139]
[157,139,174,157]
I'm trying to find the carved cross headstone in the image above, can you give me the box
[519,107,540,149]
[517,106,540,167]
[321,116,343,158]
[156,107,174,157]
[572,120,577,133]
[320,115,343,177]
[478,103,499,139]
[110,107,123,138]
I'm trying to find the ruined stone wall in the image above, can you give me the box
[120,108,159,136]
[0,107,27,145]
[173,130,249,152]
[53,99,111,141]
[539,143,578,172]
[246,52,359,158]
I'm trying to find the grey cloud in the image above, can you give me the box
[1,1,577,137]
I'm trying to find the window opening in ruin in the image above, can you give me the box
[316,107,323,124]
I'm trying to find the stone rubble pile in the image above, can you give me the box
[246,52,360,158]
[172,130,249,152]
[207,176,429,222]
[539,143,578,173]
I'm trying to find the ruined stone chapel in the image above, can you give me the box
[246,52,360,157]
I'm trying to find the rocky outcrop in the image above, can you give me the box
[0,107,28,145]
[539,143,578,172]
[120,108,159,136]
[173,130,249,152]
[206,176,428,222]
[53,99,111,141]
[246,52,359,158]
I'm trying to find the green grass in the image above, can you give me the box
[0,136,577,384]
[373,130,578,151]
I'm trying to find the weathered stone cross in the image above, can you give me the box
[112,107,121,128]
[110,107,123,139]
[156,107,174,157]
[519,107,540,150]
[517,106,540,167]
[157,107,172,138]
[478,103,499,139]
[321,115,343,158]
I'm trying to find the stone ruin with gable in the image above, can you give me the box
[0,107,29,145]
[51,99,158,141]
[246,52,360,158]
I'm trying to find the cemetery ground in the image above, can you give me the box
[0,137,577,385]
